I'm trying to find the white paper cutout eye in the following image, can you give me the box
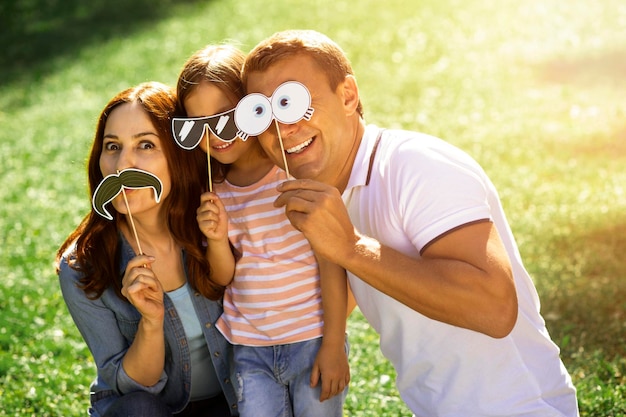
[271,81,314,124]
[234,93,273,138]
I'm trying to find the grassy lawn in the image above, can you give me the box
[1,0,624,415]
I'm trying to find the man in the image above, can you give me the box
[241,29,579,417]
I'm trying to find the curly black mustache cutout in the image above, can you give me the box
[92,168,163,220]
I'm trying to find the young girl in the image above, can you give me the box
[174,44,350,417]
[56,82,238,417]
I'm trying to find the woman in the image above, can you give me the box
[56,82,238,417]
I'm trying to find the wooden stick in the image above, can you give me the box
[275,119,290,178]
[205,127,213,192]
[117,170,144,256]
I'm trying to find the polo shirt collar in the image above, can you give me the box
[344,124,384,193]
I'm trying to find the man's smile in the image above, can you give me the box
[285,137,314,154]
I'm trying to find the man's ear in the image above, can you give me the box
[340,75,360,116]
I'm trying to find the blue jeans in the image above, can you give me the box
[234,337,348,417]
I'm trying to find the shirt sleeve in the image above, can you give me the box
[58,255,168,394]
[389,137,493,253]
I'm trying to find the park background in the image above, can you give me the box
[0,0,624,415]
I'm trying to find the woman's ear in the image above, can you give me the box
[340,75,360,116]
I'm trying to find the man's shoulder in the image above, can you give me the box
[377,127,478,169]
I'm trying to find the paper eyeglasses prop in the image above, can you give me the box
[92,168,163,221]
[172,107,240,150]
[171,81,314,149]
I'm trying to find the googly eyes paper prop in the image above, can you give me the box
[271,82,315,124]
[172,107,241,149]
[235,81,314,140]
[92,168,163,220]
[234,93,272,139]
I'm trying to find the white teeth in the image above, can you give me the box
[286,138,313,154]
[213,142,232,150]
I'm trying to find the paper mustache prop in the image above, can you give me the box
[92,168,163,221]
[171,81,314,179]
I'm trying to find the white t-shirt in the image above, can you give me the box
[342,124,578,417]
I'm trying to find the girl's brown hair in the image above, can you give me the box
[56,82,223,301]
[176,44,248,183]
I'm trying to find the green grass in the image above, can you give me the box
[1,0,625,415]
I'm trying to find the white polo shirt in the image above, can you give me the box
[342,124,578,417]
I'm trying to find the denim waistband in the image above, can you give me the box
[90,389,116,403]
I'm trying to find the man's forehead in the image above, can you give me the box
[246,73,295,95]
[245,54,318,94]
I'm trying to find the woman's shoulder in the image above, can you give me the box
[56,238,77,267]
[56,241,83,284]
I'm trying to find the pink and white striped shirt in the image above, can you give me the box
[214,165,323,346]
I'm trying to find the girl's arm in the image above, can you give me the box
[347,281,357,318]
[197,192,235,286]
[310,255,350,401]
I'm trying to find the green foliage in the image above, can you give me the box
[1,0,624,415]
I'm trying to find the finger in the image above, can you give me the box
[209,193,226,211]
[200,192,227,212]
[197,201,219,217]
[338,379,346,394]
[197,210,219,224]
[331,378,342,397]
[125,280,151,297]
[276,178,329,193]
[198,219,217,229]
[126,255,156,270]
[198,222,219,237]
[284,210,310,233]
[125,268,157,289]
[200,191,220,203]
[319,377,332,402]
[274,180,331,208]
[126,279,160,297]
[125,280,165,312]
[337,382,345,397]
[122,257,155,287]
[125,274,162,301]
[274,190,318,211]
[125,263,155,284]
[310,364,320,388]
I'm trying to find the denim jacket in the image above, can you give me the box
[58,235,238,416]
